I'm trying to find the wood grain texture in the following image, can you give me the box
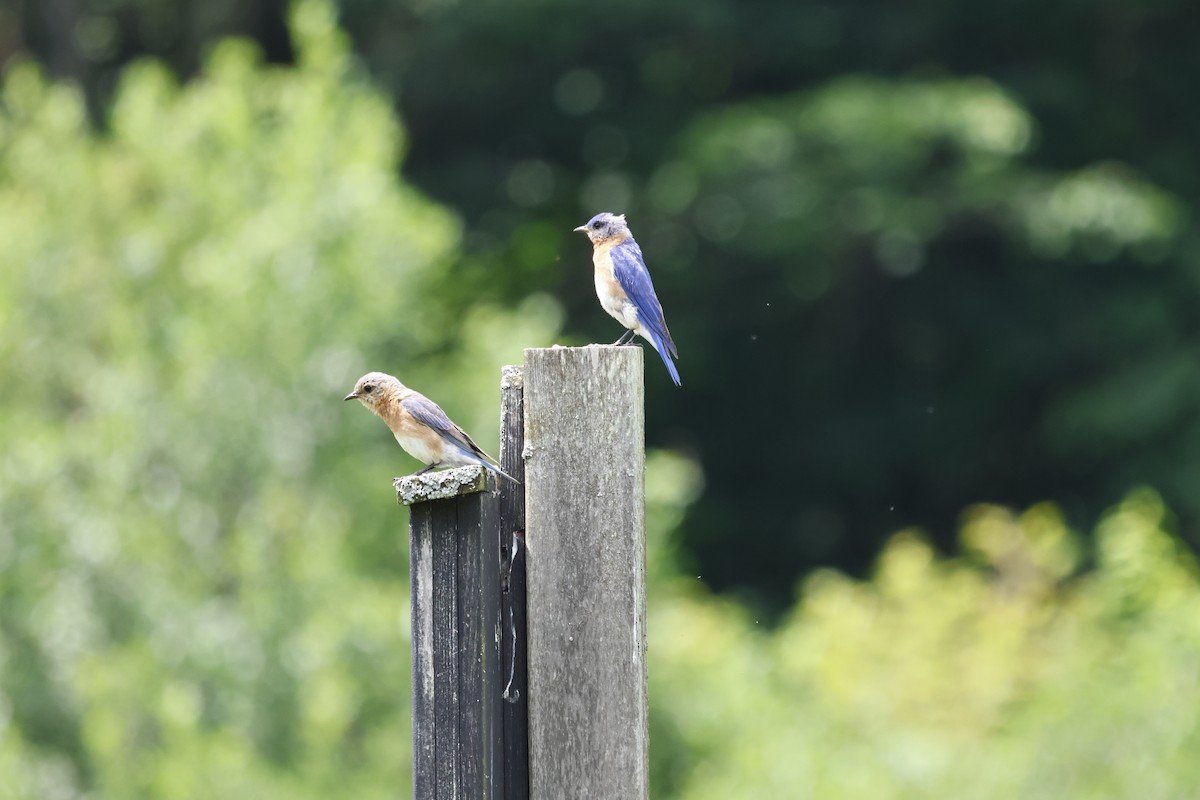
[408,470,504,799]
[410,502,437,800]
[523,345,649,800]
[499,366,530,800]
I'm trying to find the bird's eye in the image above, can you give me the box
[363,384,374,394]
[591,220,603,229]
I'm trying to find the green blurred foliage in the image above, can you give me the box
[649,488,1200,799]
[4,2,1200,798]
[656,76,1192,606]
[0,2,558,795]
[8,0,1200,612]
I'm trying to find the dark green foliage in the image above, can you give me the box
[6,0,1200,607]
[3,1,1200,795]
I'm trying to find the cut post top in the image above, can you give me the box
[522,345,644,402]
[524,343,643,363]
[501,363,524,390]
[394,465,495,506]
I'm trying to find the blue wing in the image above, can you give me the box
[610,240,678,358]
[402,394,520,483]
[402,395,490,459]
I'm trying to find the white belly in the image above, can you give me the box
[393,431,443,465]
[594,264,641,332]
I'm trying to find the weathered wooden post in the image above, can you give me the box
[400,348,645,799]
[498,366,530,798]
[400,466,503,799]
[523,345,649,799]
[399,369,529,800]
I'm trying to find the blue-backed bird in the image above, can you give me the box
[344,371,519,484]
[574,212,681,386]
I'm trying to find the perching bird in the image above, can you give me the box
[574,212,681,385]
[344,371,519,485]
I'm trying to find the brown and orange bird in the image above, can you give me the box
[344,371,518,484]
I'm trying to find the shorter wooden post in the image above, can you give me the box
[400,466,503,799]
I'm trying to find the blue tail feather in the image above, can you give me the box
[649,331,682,386]
[449,444,522,485]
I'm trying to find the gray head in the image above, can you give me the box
[573,212,630,244]
[343,371,404,410]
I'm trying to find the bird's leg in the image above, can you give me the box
[612,329,636,346]
[413,464,437,476]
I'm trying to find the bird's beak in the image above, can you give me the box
[573,224,588,233]
[343,392,358,401]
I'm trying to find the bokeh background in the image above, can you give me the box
[3,0,1200,796]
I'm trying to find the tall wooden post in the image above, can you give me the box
[523,345,649,799]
